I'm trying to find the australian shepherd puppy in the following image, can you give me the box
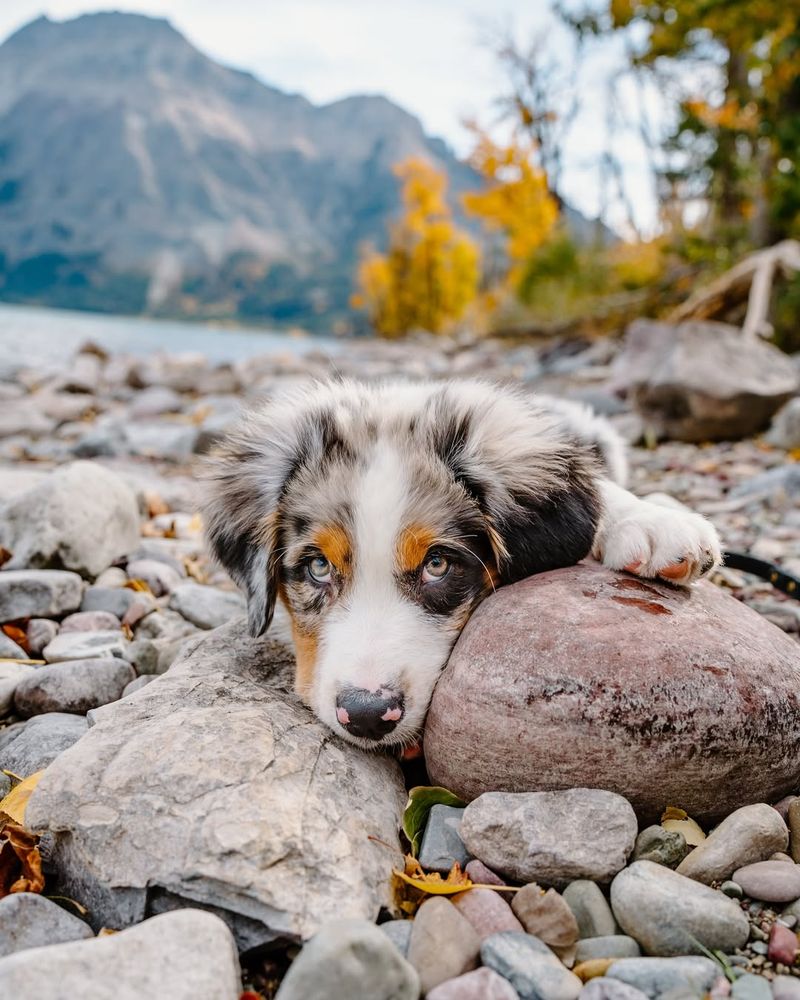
[203,380,720,750]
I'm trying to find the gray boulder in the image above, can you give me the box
[14,658,135,717]
[42,630,129,663]
[0,570,83,622]
[766,397,800,450]
[0,713,89,777]
[0,893,93,958]
[0,663,35,716]
[0,461,140,576]
[460,789,637,886]
[25,621,406,948]
[0,909,240,1000]
[275,919,419,1000]
[613,319,798,441]
[168,582,246,629]
[610,860,750,956]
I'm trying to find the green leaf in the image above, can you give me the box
[402,786,466,857]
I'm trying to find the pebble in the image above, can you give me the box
[25,618,58,656]
[168,582,246,629]
[722,881,744,898]
[0,908,241,1000]
[578,979,650,1000]
[81,586,155,621]
[0,663,35,715]
[275,918,419,1000]
[788,801,800,864]
[773,798,798,822]
[677,804,789,885]
[511,884,579,949]
[407,897,481,995]
[610,861,750,956]
[427,967,521,1000]
[122,675,157,698]
[126,558,183,596]
[0,713,88,775]
[772,976,800,1000]
[768,922,799,965]
[732,974,773,1000]
[562,882,618,939]
[465,859,507,886]
[460,790,637,886]
[378,919,412,958]
[481,931,583,1000]
[0,893,93,957]
[733,862,800,903]
[0,569,83,622]
[13,658,135,716]
[605,957,719,999]
[93,567,128,588]
[42,630,129,663]
[574,937,641,963]
[418,804,472,873]
[452,888,524,939]
[60,611,121,633]
[633,826,687,868]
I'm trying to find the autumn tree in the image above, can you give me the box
[352,158,479,338]
[462,129,559,298]
[603,0,800,247]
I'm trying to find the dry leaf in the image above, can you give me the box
[0,547,12,569]
[123,578,153,595]
[143,490,170,518]
[2,624,29,653]
[0,823,44,897]
[393,856,472,895]
[183,556,209,584]
[0,770,45,826]
[661,805,706,846]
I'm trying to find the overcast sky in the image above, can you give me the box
[0,1,660,234]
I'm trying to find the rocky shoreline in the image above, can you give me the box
[2,329,800,998]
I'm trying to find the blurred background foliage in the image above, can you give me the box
[353,0,800,347]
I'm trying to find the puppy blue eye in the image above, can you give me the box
[422,553,449,583]
[308,556,332,583]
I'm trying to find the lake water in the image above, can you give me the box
[0,302,341,366]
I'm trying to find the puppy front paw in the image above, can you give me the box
[593,501,721,587]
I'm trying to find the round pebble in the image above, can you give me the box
[733,862,800,903]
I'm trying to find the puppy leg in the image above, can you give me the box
[592,479,721,586]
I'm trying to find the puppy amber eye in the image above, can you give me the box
[422,553,449,583]
[308,556,332,583]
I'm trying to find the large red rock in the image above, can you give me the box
[424,562,800,823]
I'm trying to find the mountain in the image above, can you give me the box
[0,13,605,331]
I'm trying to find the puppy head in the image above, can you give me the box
[203,380,600,748]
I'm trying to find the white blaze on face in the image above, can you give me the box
[310,442,454,743]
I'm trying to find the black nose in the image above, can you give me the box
[335,687,405,741]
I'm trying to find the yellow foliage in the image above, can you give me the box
[463,130,558,294]
[608,238,666,289]
[352,157,480,338]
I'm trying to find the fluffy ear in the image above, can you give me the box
[201,395,311,636]
[430,385,602,584]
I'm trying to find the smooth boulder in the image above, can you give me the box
[13,658,135,717]
[425,562,800,823]
[25,619,406,948]
[676,803,789,884]
[0,909,240,1000]
[461,789,636,887]
[613,319,798,441]
[0,569,83,622]
[610,860,750,956]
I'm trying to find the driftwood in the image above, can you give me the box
[669,239,800,338]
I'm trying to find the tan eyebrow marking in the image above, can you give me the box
[312,524,352,571]
[396,523,438,573]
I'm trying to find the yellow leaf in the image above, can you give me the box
[123,579,153,594]
[0,771,45,826]
[661,806,706,846]
[393,868,474,895]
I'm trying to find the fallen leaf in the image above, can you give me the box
[0,771,45,826]
[2,624,29,652]
[393,856,472,895]
[123,578,153,595]
[574,959,615,982]
[143,490,170,518]
[0,547,12,569]
[183,555,209,584]
[0,823,44,897]
[661,805,706,846]
[402,785,466,856]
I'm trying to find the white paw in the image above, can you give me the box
[593,499,721,586]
